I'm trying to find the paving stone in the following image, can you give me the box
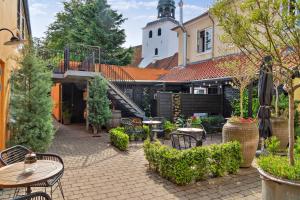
[0,124,262,200]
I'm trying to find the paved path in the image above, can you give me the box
[1,124,261,200]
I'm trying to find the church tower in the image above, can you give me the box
[158,0,176,19]
[139,0,179,68]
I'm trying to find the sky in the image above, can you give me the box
[28,0,214,47]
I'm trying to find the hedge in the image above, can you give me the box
[143,140,242,185]
[109,127,129,151]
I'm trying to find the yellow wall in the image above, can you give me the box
[0,0,30,150]
[177,13,240,66]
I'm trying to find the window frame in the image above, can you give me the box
[158,28,162,36]
[155,48,158,55]
[149,30,153,38]
[197,27,213,54]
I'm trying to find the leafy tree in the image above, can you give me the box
[44,0,133,65]
[88,76,111,134]
[9,46,54,152]
[212,0,300,165]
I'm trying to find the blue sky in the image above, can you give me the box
[28,0,213,47]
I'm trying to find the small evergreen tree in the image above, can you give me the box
[9,46,54,152]
[88,76,111,134]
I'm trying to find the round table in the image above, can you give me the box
[0,160,63,194]
[142,120,162,141]
[177,128,204,140]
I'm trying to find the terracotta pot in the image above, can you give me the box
[271,117,289,150]
[258,168,300,200]
[222,121,259,167]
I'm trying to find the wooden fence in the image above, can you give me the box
[156,92,223,121]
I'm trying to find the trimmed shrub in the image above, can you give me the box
[110,128,129,151]
[143,140,242,185]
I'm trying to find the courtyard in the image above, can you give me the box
[1,124,261,200]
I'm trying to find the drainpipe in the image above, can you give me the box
[179,0,187,67]
[208,12,215,59]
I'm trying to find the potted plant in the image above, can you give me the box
[216,57,259,167]
[88,75,112,136]
[212,0,300,198]
[187,116,202,128]
[62,103,72,125]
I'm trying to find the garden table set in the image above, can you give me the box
[0,145,65,200]
[142,120,162,140]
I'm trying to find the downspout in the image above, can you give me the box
[179,0,187,67]
[208,12,215,58]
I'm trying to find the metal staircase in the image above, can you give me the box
[54,45,146,119]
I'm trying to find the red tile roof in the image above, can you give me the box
[146,53,178,70]
[160,55,246,82]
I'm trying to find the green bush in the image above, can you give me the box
[143,140,242,185]
[201,115,225,133]
[258,155,300,181]
[265,136,280,155]
[110,128,129,151]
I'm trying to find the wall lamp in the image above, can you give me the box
[0,28,25,45]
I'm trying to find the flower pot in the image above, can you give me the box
[258,168,300,200]
[271,117,289,150]
[222,121,259,167]
[106,110,121,130]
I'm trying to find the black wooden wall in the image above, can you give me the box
[156,92,223,121]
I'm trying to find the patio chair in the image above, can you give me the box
[121,118,144,139]
[0,146,65,200]
[13,192,52,200]
[170,133,203,150]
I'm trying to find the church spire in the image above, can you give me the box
[157,0,176,19]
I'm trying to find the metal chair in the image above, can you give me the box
[0,146,65,199]
[170,133,203,150]
[121,118,144,139]
[13,192,52,200]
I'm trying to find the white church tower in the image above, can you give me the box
[139,0,179,68]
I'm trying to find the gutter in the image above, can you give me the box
[23,0,32,37]
[208,12,215,59]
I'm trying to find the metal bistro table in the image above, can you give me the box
[0,160,63,194]
[177,127,204,140]
[142,120,162,141]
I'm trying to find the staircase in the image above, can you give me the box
[57,46,146,119]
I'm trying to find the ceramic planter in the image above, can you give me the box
[271,117,289,150]
[222,121,259,167]
[258,168,300,200]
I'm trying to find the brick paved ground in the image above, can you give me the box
[1,124,261,200]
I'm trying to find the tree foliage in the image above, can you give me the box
[212,0,300,165]
[9,46,54,152]
[88,76,111,133]
[44,0,133,65]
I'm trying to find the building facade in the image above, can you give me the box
[139,0,179,68]
[0,0,31,150]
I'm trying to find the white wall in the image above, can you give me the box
[139,20,178,68]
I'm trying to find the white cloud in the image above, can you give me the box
[29,3,48,16]
[134,15,156,20]
[108,0,157,10]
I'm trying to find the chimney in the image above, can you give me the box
[179,0,184,25]
[178,0,187,67]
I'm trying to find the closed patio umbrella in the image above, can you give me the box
[258,56,273,139]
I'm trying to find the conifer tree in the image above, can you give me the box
[9,46,54,152]
[88,76,111,134]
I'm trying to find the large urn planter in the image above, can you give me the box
[258,168,300,200]
[271,117,289,150]
[222,121,259,167]
[106,110,121,130]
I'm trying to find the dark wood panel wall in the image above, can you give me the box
[156,92,223,121]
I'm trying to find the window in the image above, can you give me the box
[197,27,213,53]
[155,48,158,55]
[193,87,207,94]
[149,30,153,38]
[158,28,162,36]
